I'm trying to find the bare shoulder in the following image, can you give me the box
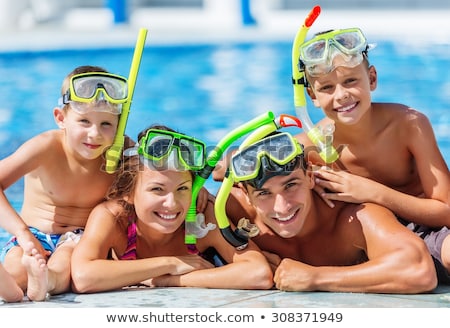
[374,103,431,126]
[339,202,402,234]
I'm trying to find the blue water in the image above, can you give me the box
[1,40,449,243]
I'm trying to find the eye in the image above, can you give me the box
[101,121,114,127]
[178,185,190,192]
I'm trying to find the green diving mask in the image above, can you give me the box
[138,129,206,171]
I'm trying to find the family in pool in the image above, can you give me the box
[1,7,449,302]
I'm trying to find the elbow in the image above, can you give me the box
[400,244,438,293]
[246,263,274,290]
[71,267,98,294]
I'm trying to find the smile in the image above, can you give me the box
[335,102,357,113]
[273,209,298,222]
[157,213,178,220]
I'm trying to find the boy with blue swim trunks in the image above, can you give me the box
[0,65,128,301]
[294,26,450,283]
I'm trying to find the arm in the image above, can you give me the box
[152,203,273,290]
[314,111,450,227]
[274,203,437,293]
[71,202,214,293]
[0,133,55,256]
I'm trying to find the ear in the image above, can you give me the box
[306,86,321,107]
[53,107,66,129]
[237,182,252,206]
[368,65,377,91]
[305,162,316,190]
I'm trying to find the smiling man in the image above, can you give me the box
[222,132,437,294]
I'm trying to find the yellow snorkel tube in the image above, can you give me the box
[292,6,338,164]
[105,28,148,173]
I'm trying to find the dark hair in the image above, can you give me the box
[239,132,307,189]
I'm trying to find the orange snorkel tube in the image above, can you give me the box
[292,6,338,164]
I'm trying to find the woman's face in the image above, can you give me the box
[131,166,193,234]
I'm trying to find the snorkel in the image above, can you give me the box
[292,6,338,164]
[214,114,302,249]
[185,111,278,251]
[105,28,148,173]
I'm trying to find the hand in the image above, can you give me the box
[314,167,379,204]
[196,187,210,213]
[274,258,316,291]
[16,230,50,259]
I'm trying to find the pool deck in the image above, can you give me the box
[0,284,449,308]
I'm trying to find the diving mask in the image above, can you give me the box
[58,72,128,115]
[231,132,304,188]
[138,129,206,171]
[299,28,371,77]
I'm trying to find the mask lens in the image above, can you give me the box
[232,133,299,180]
[139,130,205,171]
[144,134,173,159]
[333,30,366,52]
[178,138,205,168]
[302,39,327,61]
[71,73,128,103]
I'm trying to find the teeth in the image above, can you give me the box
[337,103,355,112]
[275,212,295,222]
[159,213,177,220]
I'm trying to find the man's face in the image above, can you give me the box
[246,168,314,238]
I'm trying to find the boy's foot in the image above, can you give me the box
[22,244,48,301]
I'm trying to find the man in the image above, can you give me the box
[220,132,437,293]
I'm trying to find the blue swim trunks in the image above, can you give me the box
[0,227,83,263]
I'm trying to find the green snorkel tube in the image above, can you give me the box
[214,114,302,249]
[105,28,148,173]
[185,111,278,251]
[292,6,338,164]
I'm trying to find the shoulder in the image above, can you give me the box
[338,202,401,233]
[374,103,431,126]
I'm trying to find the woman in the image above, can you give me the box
[71,125,273,293]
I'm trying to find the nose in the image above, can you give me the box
[335,83,349,101]
[87,124,102,139]
[162,192,177,208]
[273,193,290,214]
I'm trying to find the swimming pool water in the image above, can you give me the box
[1,40,449,243]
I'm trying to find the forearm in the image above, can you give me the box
[171,261,273,290]
[374,184,450,227]
[0,191,29,236]
[309,251,435,294]
[72,257,177,293]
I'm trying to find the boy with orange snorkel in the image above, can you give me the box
[294,18,450,284]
